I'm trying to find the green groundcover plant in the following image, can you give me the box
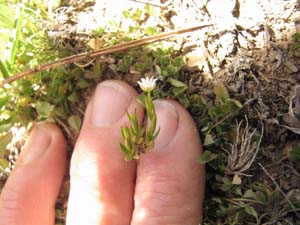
[120,76,159,160]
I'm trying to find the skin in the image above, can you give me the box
[0,80,205,225]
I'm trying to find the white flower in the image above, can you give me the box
[137,77,158,92]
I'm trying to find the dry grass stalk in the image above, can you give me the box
[226,117,263,176]
[0,22,213,88]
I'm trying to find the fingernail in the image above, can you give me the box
[20,124,51,165]
[153,100,179,150]
[92,81,132,127]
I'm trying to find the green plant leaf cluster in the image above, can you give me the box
[120,110,143,161]
[120,91,159,161]
[291,32,300,57]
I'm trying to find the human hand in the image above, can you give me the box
[0,80,205,225]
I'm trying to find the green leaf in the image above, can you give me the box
[132,8,142,21]
[169,78,187,87]
[145,26,156,36]
[0,158,9,170]
[120,143,130,154]
[153,127,160,139]
[77,79,90,89]
[244,206,258,219]
[0,95,9,110]
[137,93,146,107]
[232,174,242,185]
[35,101,54,119]
[0,60,9,78]
[68,92,79,103]
[204,133,214,146]
[222,99,243,114]
[244,189,257,200]
[169,79,187,96]
[92,26,104,37]
[220,176,233,191]
[214,82,230,102]
[197,150,217,164]
[235,187,243,196]
[0,3,15,29]
[68,115,82,133]
[122,10,130,18]
[9,6,24,65]
[172,87,187,96]
[289,147,300,162]
[0,117,14,133]
[121,126,130,140]
[145,4,156,16]
[244,189,269,204]
[173,56,184,67]
[0,132,12,157]
[155,64,161,76]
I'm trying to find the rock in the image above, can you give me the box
[237,0,265,29]
[284,60,298,73]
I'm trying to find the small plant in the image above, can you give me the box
[120,76,160,160]
[225,117,263,181]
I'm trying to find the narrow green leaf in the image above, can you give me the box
[197,150,217,164]
[155,64,161,76]
[137,94,146,107]
[204,134,214,146]
[0,3,15,29]
[35,101,54,119]
[121,126,130,140]
[214,82,230,102]
[289,147,300,162]
[0,60,9,78]
[0,117,14,133]
[232,174,242,185]
[77,79,90,89]
[169,78,187,87]
[10,6,24,65]
[0,95,9,109]
[244,206,258,219]
[244,189,257,200]
[153,127,160,139]
[145,26,156,36]
[68,115,82,133]
[172,86,187,96]
[121,126,127,139]
[0,158,9,170]
[68,92,79,103]
[120,143,130,154]
[222,99,243,114]
[0,132,12,157]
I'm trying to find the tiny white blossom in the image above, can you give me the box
[137,77,157,92]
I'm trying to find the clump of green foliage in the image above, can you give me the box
[291,32,300,57]
[120,77,159,160]
[0,0,91,176]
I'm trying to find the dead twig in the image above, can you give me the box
[0,22,213,88]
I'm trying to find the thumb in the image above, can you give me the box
[0,123,67,225]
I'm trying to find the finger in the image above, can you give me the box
[66,80,144,225]
[132,100,205,225]
[0,123,67,225]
